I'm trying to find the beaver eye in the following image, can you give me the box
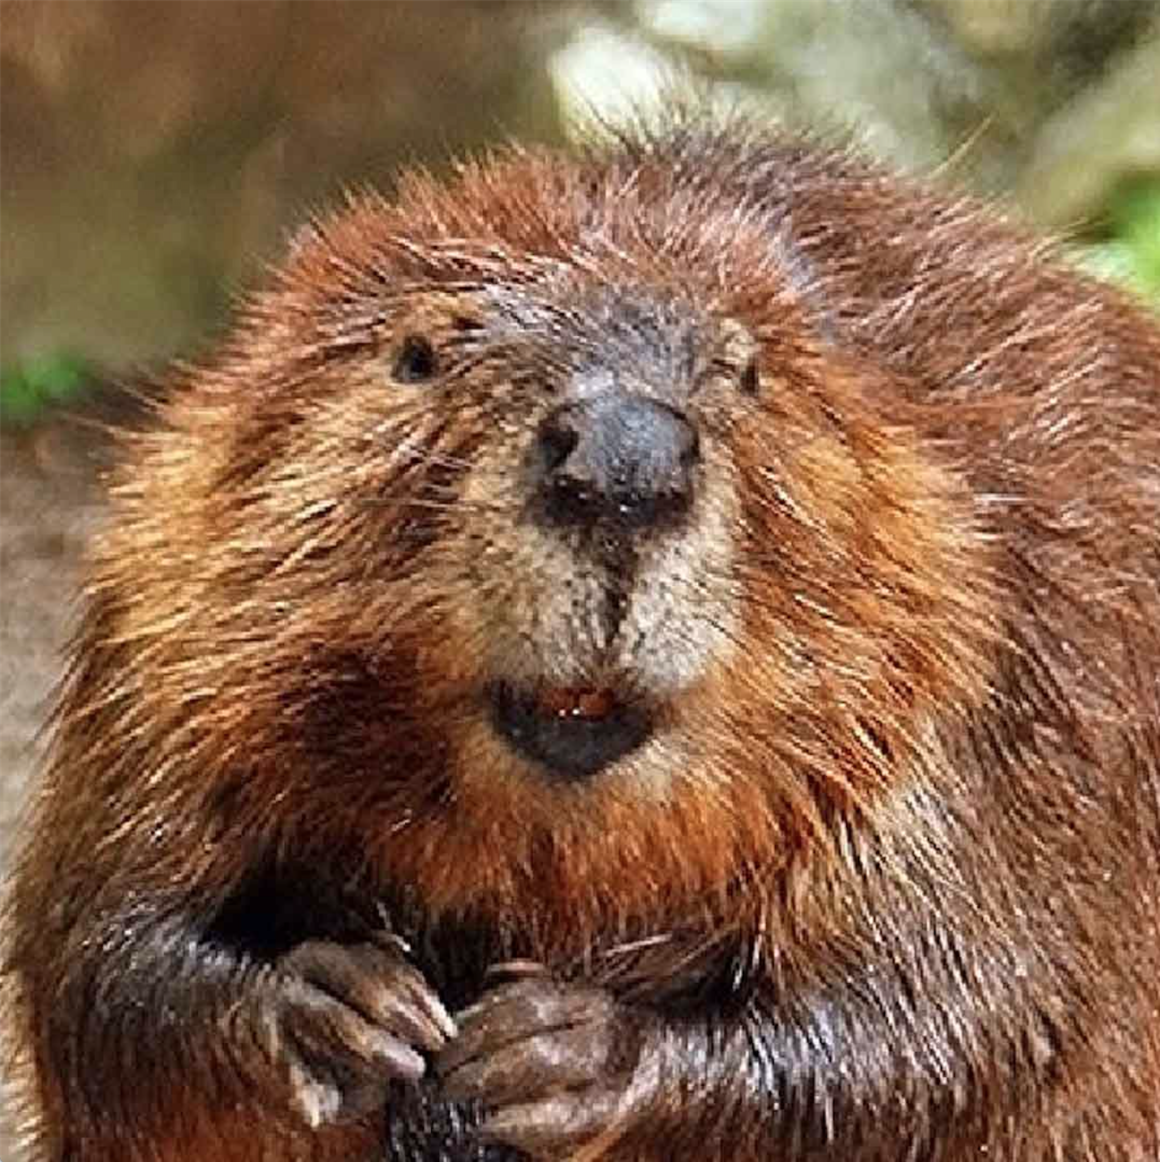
[393,335,438,384]
[739,356,759,397]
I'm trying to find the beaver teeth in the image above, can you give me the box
[490,682,652,779]
[535,687,616,721]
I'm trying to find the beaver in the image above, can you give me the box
[4,115,1160,1162]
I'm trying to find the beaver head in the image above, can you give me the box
[89,138,992,947]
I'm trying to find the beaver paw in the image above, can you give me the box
[437,967,649,1159]
[258,933,456,1128]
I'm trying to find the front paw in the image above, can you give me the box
[256,933,456,1128]
[436,967,650,1159]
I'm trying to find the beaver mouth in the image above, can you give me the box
[490,682,652,779]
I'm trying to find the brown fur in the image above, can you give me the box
[4,115,1160,1161]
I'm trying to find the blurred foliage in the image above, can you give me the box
[0,353,92,428]
[1081,178,1160,307]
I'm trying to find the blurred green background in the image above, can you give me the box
[1,0,1158,425]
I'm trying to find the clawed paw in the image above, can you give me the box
[259,933,456,1126]
[437,967,647,1158]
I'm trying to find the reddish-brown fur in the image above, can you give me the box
[4,116,1160,1161]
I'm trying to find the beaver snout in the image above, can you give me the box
[532,394,699,532]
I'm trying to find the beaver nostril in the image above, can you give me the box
[539,418,580,474]
[680,427,701,470]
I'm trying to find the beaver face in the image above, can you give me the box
[405,282,757,781]
[208,225,978,834]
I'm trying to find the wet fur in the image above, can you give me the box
[4,117,1160,1160]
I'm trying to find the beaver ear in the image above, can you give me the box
[392,334,439,385]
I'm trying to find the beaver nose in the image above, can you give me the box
[534,395,699,530]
